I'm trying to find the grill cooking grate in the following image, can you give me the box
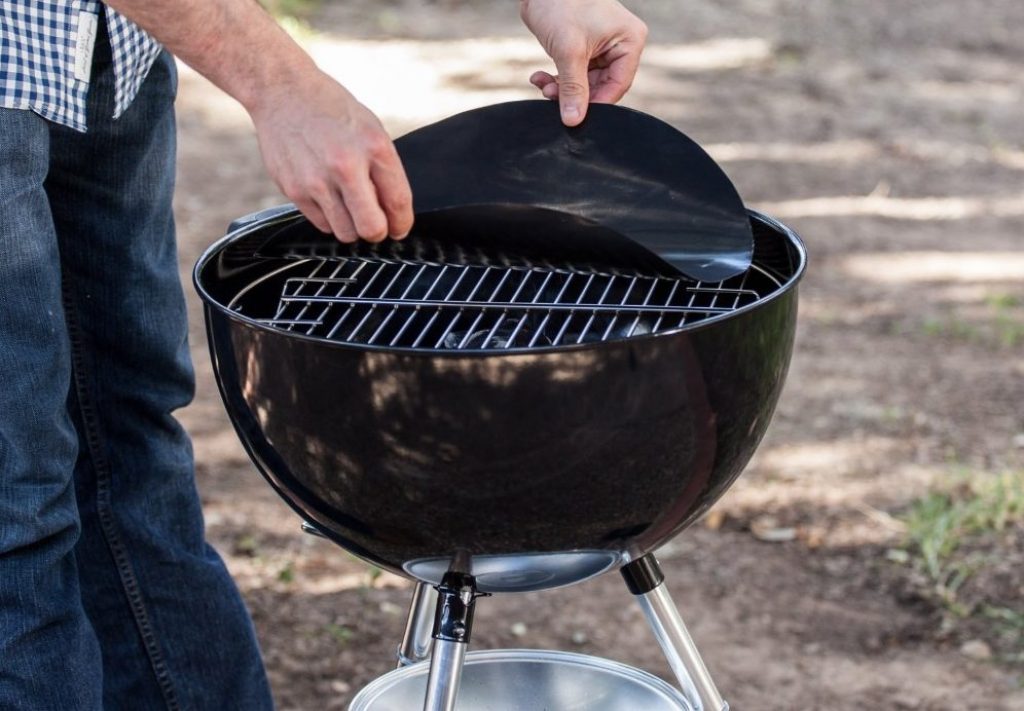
[229,239,784,351]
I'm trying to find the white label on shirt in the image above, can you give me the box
[74,12,99,84]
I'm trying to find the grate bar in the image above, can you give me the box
[575,276,617,344]
[276,260,349,332]
[652,290,676,332]
[411,309,441,349]
[411,265,473,348]
[366,264,431,345]
[528,272,575,348]
[320,261,391,340]
[256,318,319,327]
[618,276,641,305]
[475,269,541,349]
[501,312,531,349]
[378,263,411,298]
[276,294,735,316]
[625,278,662,338]
[434,310,464,350]
[285,277,359,285]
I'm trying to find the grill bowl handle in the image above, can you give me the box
[227,204,298,235]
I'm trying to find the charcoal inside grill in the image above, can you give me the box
[225,214,789,352]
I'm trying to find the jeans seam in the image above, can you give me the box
[62,281,184,711]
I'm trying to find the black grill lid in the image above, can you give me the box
[393,101,753,282]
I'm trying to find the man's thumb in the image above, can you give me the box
[554,55,590,126]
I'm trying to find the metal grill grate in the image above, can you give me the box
[229,240,784,351]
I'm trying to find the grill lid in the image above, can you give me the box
[393,101,754,283]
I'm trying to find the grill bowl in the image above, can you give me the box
[195,208,805,592]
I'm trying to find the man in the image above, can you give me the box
[0,0,647,708]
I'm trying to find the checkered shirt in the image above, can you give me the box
[1,1,162,132]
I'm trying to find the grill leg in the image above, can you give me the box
[622,554,729,711]
[421,572,482,711]
[397,582,438,667]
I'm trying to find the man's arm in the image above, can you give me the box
[104,0,647,243]
[105,0,412,243]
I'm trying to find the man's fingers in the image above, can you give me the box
[589,72,629,104]
[589,50,641,104]
[519,0,647,122]
[551,48,591,126]
[530,70,554,90]
[370,157,414,240]
[529,71,560,100]
[294,154,408,244]
[309,182,359,243]
[334,165,389,243]
[292,196,332,235]
[325,201,359,243]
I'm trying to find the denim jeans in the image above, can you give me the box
[0,22,273,711]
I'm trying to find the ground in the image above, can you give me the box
[172,1,1024,708]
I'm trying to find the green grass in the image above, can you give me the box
[983,606,1024,665]
[904,470,1024,601]
[986,293,1022,310]
[325,622,354,646]
[277,561,296,584]
[921,315,978,342]
[898,470,1024,673]
[921,293,1024,348]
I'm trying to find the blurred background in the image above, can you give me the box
[173,1,1023,708]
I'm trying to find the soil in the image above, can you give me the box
[172,1,1024,708]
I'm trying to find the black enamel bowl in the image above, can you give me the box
[194,208,806,592]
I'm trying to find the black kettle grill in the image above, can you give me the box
[194,103,806,710]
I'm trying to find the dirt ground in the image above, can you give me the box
[171,1,1024,708]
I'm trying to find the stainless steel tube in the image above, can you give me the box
[635,584,729,711]
[422,639,467,711]
[397,583,438,667]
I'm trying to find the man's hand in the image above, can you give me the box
[520,0,648,126]
[105,0,413,243]
[248,72,412,242]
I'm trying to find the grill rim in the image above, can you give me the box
[194,208,807,357]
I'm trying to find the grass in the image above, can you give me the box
[986,293,1021,311]
[325,622,354,646]
[920,292,1024,348]
[277,561,296,584]
[903,470,1024,603]
[982,606,1024,665]
[898,469,1024,670]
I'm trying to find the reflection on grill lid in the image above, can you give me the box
[221,207,792,353]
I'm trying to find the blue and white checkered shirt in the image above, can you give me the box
[1,1,161,132]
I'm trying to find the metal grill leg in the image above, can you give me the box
[397,582,438,667]
[423,639,467,711]
[421,573,483,711]
[622,555,729,711]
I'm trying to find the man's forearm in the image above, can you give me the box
[104,0,415,243]
[104,0,315,112]
[101,0,646,244]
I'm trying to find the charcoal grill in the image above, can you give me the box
[195,201,805,711]
[197,83,803,711]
